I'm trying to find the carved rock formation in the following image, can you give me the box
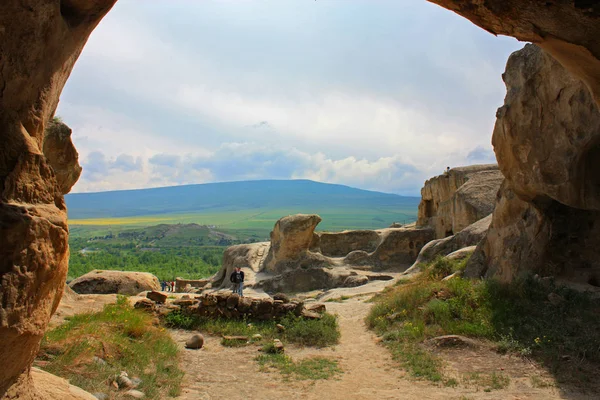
[465,45,600,284]
[262,214,332,274]
[69,270,161,296]
[43,120,82,194]
[417,165,503,238]
[212,214,433,292]
[427,0,600,106]
[0,1,116,397]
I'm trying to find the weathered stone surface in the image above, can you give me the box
[407,214,491,273]
[417,165,502,238]
[43,120,82,194]
[465,46,600,284]
[146,291,167,304]
[263,214,331,274]
[134,299,155,312]
[343,275,369,287]
[69,270,160,296]
[26,368,97,400]
[427,0,600,106]
[317,230,381,257]
[0,2,116,397]
[305,303,326,314]
[211,242,269,288]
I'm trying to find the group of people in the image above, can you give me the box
[161,280,176,292]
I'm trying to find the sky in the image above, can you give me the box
[58,0,522,196]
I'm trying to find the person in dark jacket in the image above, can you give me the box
[229,266,245,297]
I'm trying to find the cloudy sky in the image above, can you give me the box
[58,0,522,195]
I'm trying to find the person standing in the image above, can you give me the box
[229,266,245,297]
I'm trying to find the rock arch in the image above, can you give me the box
[0,0,598,398]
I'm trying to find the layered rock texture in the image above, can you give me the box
[212,214,432,292]
[466,45,600,286]
[417,165,503,238]
[69,270,161,296]
[0,2,116,397]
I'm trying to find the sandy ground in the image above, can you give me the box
[171,296,588,400]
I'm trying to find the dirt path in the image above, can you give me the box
[171,297,575,400]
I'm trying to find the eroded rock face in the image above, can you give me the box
[427,0,600,106]
[263,214,331,274]
[212,242,270,288]
[465,45,600,284]
[69,270,160,296]
[43,120,82,195]
[0,2,116,397]
[317,230,381,257]
[417,165,502,238]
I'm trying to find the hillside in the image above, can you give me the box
[66,179,418,219]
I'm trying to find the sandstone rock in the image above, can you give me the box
[26,368,98,400]
[146,291,167,304]
[185,334,205,350]
[43,120,82,194]
[406,215,491,274]
[263,214,331,274]
[273,293,290,303]
[305,303,326,314]
[465,46,600,283]
[92,394,108,400]
[342,275,369,287]
[171,299,197,307]
[0,3,116,395]
[317,230,381,257]
[211,242,270,288]
[276,324,286,332]
[301,310,322,320]
[417,165,502,238]
[69,270,160,296]
[445,246,477,261]
[226,294,240,309]
[252,334,263,340]
[272,339,285,353]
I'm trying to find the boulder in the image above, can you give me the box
[146,291,167,304]
[27,368,98,400]
[305,303,326,314]
[134,299,155,312]
[273,293,290,303]
[185,334,205,350]
[69,270,160,295]
[465,45,600,284]
[417,165,502,238]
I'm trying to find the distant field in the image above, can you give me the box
[69,206,418,239]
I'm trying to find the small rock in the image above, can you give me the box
[147,291,167,304]
[111,380,119,390]
[305,303,326,314]
[272,339,284,353]
[92,394,108,400]
[92,356,107,366]
[276,324,286,332]
[134,298,155,311]
[247,323,253,328]
[185,334,205,349]
[273,293,290,303]
[252,334,262,340]
[441,271,462,281]
[182,294,191,299]
[301,309,322,320]
[124,389,145,399]
[548,292,565,306]
[116,373,133,389]
[343,275,369,287]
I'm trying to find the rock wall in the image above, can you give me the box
[417,165,503,238]
[0,2,116,398]
[466,45,600,285]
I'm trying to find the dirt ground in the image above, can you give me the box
[171,296,590,400]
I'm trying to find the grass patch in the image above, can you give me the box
[164,311,340,347]
[256,353,342,380]
[464,372,510,391]
[367,256,600,388]
[38,296,183,399]
[325,295,351,303]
